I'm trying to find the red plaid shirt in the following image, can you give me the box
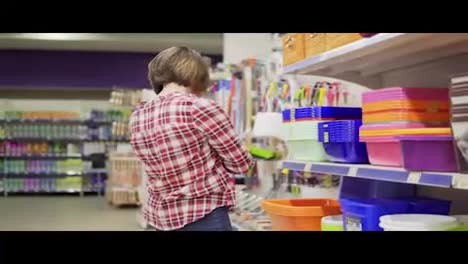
[130,91,254,230]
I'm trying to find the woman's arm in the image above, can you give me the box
[192,99,255,174]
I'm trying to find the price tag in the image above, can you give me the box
[407,172,421,184]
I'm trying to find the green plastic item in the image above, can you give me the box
[248,146,276,160]
[450,226,468,231]
[321,215,344,231]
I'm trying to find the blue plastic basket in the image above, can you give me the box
[282,107,362,121]
[340,197,452,231]
[340,198,411,231]
[318,120,363,142]
[322,142,369,164]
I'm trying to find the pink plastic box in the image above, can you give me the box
[362,87,449,104]
[360,136,402,167]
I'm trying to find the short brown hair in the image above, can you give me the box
[148,47,210,94]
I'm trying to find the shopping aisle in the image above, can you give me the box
[0,196,141,231]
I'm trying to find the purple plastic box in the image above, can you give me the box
[398,135,458,172]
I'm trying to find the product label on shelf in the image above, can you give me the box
[345,216,362,231]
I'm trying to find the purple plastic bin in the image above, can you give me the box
[398,135,458,172]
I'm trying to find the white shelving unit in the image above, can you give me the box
[284,33,468,77]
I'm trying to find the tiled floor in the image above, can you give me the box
[0,196,141,231]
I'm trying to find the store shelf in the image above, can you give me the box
[281,160,468,190]
[83,139,129,143]
[1,155,82,159]
[0,119,113,126]
[283,33,468,77]
[1,138,129,143]
[6,189,83,194]
[1,138,85,142]
[5,172,83,178]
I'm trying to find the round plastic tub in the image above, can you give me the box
[340,198,411,231]
[321,215,344,231]
[379,214,458,231]
[261,199,341,231]
[398,135,458,172]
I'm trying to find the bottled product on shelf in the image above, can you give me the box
[4,123,87,139]
[2,111,80,120]
[109,89,142,107]
[4,159,83,174]
[4,176,82,193]
[1,141,81,157]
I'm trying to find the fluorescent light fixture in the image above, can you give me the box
[13,33,102,41]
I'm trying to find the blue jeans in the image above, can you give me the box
[175,206,232,231]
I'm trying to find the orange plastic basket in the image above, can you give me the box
[363,111,450,124]
[261,199,341,231]
[363,100,450,113]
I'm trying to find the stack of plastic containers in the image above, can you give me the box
[318,120,368,163]
[360,87,457,172]
[282,107,361,161]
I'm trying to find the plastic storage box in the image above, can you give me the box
[287,140,328,161]
[360,136,402,167]
[340,197,452,231]
[362,87,449,103]
[261,199,341,231]
[318,120,368,164]
[360,127,453,168]
[363,110,450,124]
[400,197,451,215]
[340,198,410,231]
[283,120,328,162]
[363,99,450,113]
[398,135,458,172]
[282,107,362,121]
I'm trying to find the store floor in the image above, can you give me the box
[0,196,141,231]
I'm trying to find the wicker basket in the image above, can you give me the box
[326,33,363,51]
[282,33,305,65]
[304,33,326,58]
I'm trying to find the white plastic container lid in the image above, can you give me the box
[379,214,458,231]
[322,215,343,226]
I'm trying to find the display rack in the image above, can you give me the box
[0,119,115,196]
[271,33,468,231]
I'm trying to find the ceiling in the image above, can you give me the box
[0,33,223,54]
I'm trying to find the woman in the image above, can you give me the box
[130,47,254,231]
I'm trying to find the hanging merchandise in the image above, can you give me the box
[450,74,468,172]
